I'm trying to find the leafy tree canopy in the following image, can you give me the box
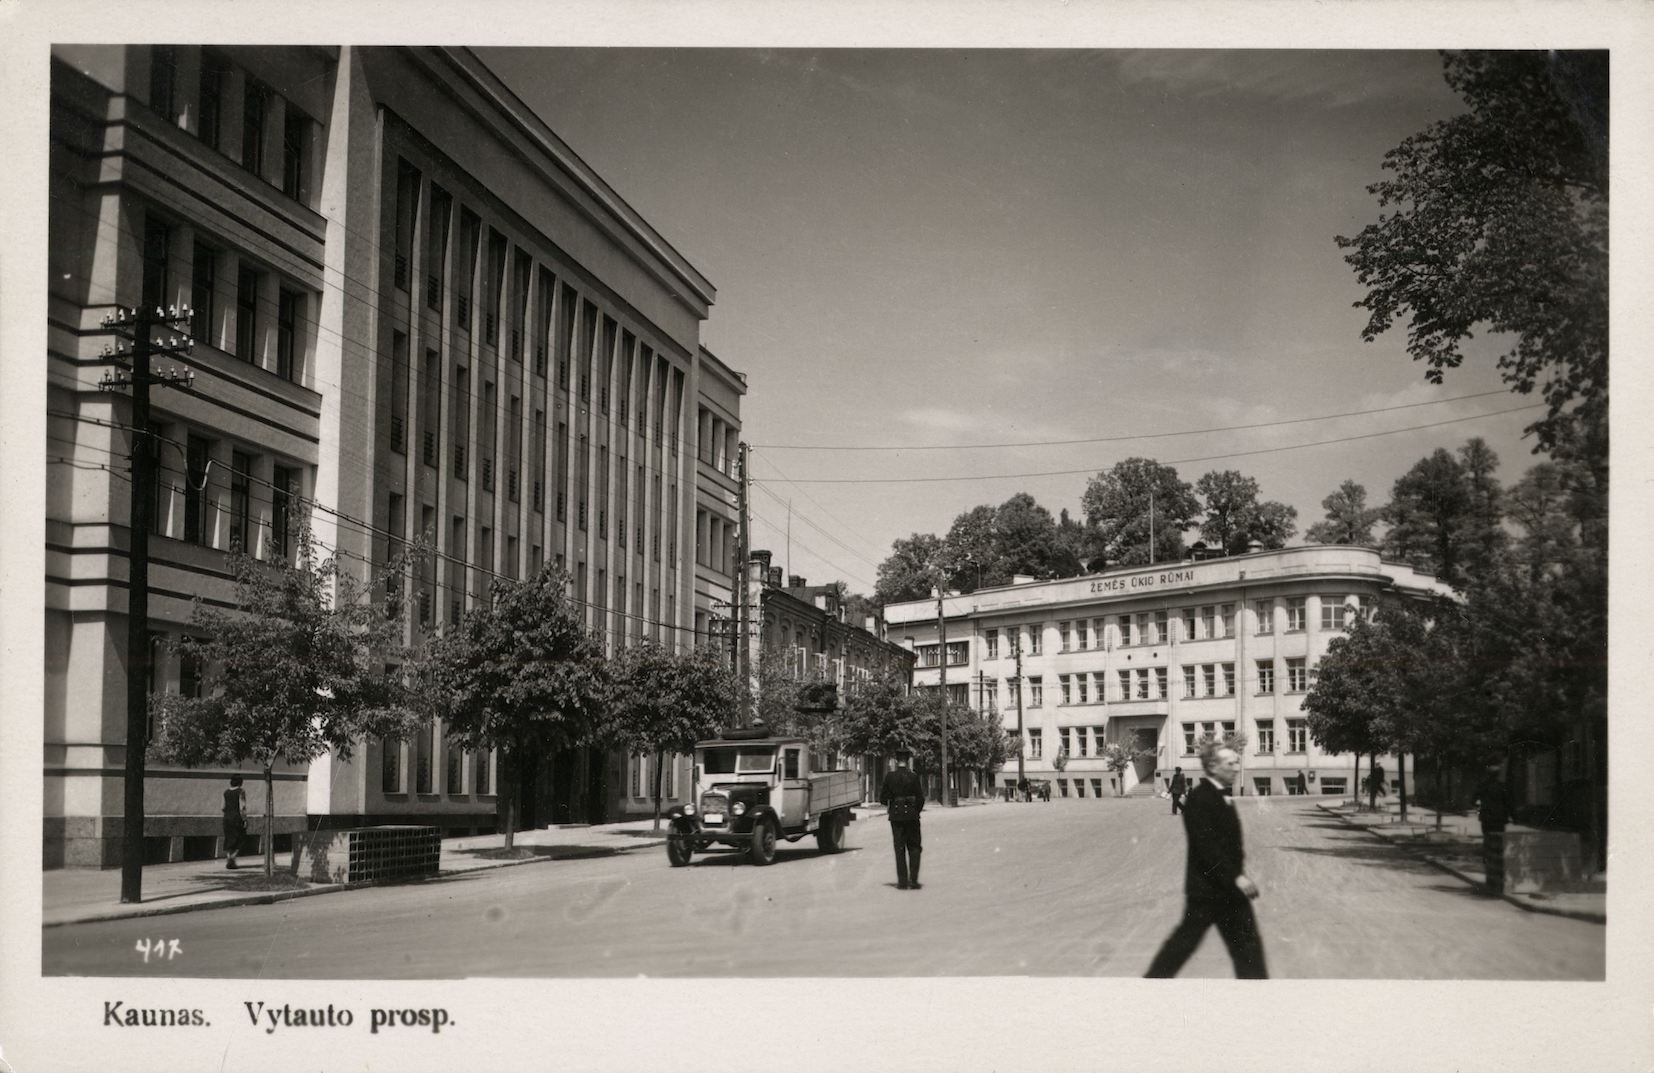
[1195,469,1297,554]
[1080,457,1200,566]
[1305,479,1380,546]
[874,532,944,605]
[1337,51,1607,462]
[605,642,736,757]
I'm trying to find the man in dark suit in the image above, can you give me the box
[880,754,924,890]
[1145,742,1268,978]
[1474,762,1512,895]
[1169,767,1188,815]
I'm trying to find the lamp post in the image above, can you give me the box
[935,581,953,807]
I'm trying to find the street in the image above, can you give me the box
[43,798,1603,979]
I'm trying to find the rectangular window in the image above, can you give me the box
[1059,674,1072,706]
[179,643,203,699]
[1203,664,1217,697]
[198,51,225,150]
[142,217,171,313]
[380,737,402,794]
[1201,606,1216,639]
[1257,660,1275,694]
[1117,669,1130,702]
[394,159,419,291]
[1253,777,1273,796]
[484,229,506,345]
[452,366,469,479]
[1076,675,1088,704]
[415,722,434,794]
[1256,721,1275,755]
[985,629,998,660]
[422,348,440,467]
[1059,622,1071,652]
[426,185,450,311]
[1222,662,1236,696]
[1153,666,1168,699]
[1154,610,1168,644]
[1287,658,1308,692]
[190,243,215,346]
[1183,665,1197,699]
[1182,607,1197,641]
[1286,597,1307,631]
[556,420,568,520]
[1254,599,1273,635]
[1321,598,1349,631]
[281,107,307,200]
[1076,727,1089,758]
[1029,676,1043,708]
[1135,670,1150,700]
[1028,728,1042,760]
[276,288,300,381]
[271,464,298,561]
[184,435,210,545]
[446,744,464,796]
[1132,613,1147,646]
[1287,719,1308,753]
[1183,723,1197,754]
[1027,627,1042,656]
[149,45,176,120]
[229,450,252,553]
[241,79,266,175]
[235,266,259,362]
[1007,626,1020,655]
[389,331,409,454]
[480,380,497,492]
[508,395,522,502]
[1220,604,1235,638]
[1078,621,1091,650]
[475,750,491,796]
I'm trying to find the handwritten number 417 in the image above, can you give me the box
[135,938,182,963]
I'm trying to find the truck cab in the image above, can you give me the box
[664,729,859,866]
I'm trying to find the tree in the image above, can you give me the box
[1336,51,1607,463]
[149,529,416,877]
[1505,462,1581,583]
[1194,470,1298,554]
[749,649,840,753]
[874,532,945,605]
[1099,740,1152,796]
[1457,437,1508,584]
[1080,458,1201,566]
[1382,448,1473,585]
[416,568,609,852]
[1303,612,1400,812]
[839,675,934,764]
[1305,479,1380,546]
[993,492,1083,580]
[606,643,737,830]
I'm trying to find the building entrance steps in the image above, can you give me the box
[1316,800,1605,925]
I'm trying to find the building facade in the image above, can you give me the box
[883,546,1453,800]
[45,44,742,866]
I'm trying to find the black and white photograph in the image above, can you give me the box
[2,2,1651,1071]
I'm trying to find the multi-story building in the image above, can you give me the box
[883,545,1453,800]
[45,44,742,866]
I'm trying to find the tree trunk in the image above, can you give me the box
[498,747,519,852]
[1398,752,1408,823]
[651,749,665,833]
[1353,752,1361,809]
[262,764,275,879]
[1367,754,1379,811]
[1434,754,1444,831]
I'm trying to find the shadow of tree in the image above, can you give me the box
[457,845,622,862]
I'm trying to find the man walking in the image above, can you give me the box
[223,775,247,870]
[1474,761,1512,896]
[1169,766,1188,815]
[1145,742,1268,979]
[880,753,924,890]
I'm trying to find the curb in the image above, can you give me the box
[1316,803,1605,925]
[46,828,673,929]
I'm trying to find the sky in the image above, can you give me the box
[479,47,1545,596]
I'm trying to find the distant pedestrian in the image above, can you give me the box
[1018,776,1030,803]
[880,754,924,890]
[1169,767,1188,815]
[1295,769,1308,796]
[223,775,247,869]
[1474,762,1512,896]
[1145,742,1268,979]
[1365,762,1388,809]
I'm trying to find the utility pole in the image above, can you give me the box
[1013,634,1026,795]
[99,305,195,904]
[935,583,952,807]
[735,441,751,725]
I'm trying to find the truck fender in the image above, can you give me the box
[667,810,698,834]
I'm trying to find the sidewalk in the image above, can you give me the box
[42,817,674,928]
[1316,799,1605,924]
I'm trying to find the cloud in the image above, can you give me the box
[1113,49,1448,111]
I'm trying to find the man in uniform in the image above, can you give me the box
[1169,766,1188,815]
[1145,742,1268,979]
[880,753,924,890]
[1474,761,1512,895]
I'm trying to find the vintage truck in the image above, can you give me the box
[664,728,859,866]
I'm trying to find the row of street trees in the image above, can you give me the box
[151,535,742,874]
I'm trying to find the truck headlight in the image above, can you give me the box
[732,802,747,816]
[683,803,696,816]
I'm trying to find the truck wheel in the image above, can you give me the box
[666,830,694,867]
[815,812,846,854]
[749,818,778,866]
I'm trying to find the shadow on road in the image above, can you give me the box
[676,846,865,869]
[454,845,623,863]
[1276,843,1441,874]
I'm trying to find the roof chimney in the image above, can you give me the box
[788,574,806,588]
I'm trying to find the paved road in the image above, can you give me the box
[43,798,1603,978]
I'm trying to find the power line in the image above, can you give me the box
[748,449,890,565]
[751,480,882,570]
[746,389,1517,451]
[748,505,877,592]
[750,404,1544,485]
